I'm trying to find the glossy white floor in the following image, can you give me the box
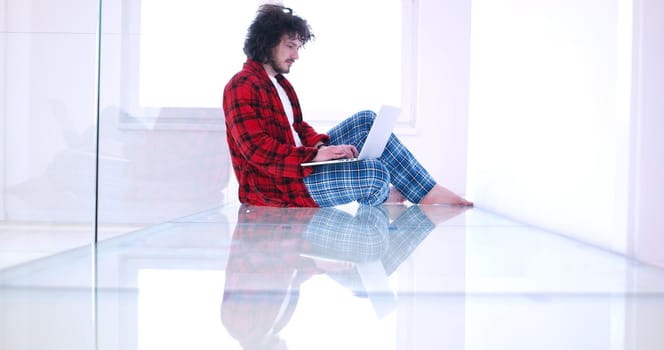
[1,203,664,350]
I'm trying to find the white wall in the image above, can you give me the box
[1,0,7,220]
[629,0,664,267]
[401,0,471,196]
[466,0,632,252]
[465,0,664,267]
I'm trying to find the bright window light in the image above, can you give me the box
[139,0,406,122]
[137,269,234,349]
[137,269,397,350]
[139,0,255,109]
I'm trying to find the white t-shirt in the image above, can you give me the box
[269,75,302,146]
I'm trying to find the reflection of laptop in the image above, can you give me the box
[301,105,400,167]
[355,261,398,319]
[299,253,397,319]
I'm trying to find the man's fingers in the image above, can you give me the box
[324,145,357,159]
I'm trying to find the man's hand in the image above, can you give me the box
[312,144,358,162]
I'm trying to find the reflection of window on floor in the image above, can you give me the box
[137,269,398,349]
[139,0,412,123]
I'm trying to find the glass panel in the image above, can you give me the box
[95,0,234,242]
[0,0,98,348]
[0,0,98,275]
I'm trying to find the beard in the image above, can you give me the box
[268,58,292,74]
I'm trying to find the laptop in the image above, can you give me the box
[301,105,400,167]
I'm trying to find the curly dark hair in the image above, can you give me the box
[243,4,315,63]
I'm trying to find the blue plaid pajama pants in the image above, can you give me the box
[303,110,436,207]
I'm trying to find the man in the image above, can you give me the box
[223,4,472,208]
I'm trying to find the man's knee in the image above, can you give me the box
[358,159,390,206]
[351,110,377,130]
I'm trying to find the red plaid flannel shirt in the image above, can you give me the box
[223,59,330,207]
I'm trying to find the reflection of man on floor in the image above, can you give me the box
[221,204,468,349]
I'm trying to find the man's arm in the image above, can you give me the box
[224,81,317,178]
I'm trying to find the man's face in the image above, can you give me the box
[267,35,302,75]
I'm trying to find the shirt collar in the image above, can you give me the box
[244,59,270,80]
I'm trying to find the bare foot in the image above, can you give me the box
[419,185,473,206]
[384,186,407,205]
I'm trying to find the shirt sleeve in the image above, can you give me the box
[294,121,330,147]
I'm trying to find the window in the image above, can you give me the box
[137,0,415,125]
